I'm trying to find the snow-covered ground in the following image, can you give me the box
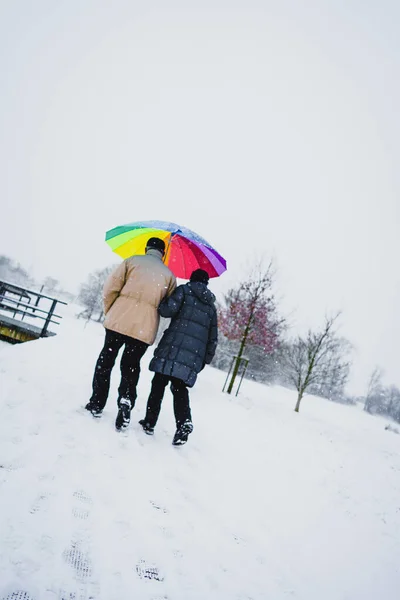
[1,309,400,600]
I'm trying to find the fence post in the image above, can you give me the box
[41,299,57,337]
[32,284,44,315]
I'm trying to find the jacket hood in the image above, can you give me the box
[187,281,216,306]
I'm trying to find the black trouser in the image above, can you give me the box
[89,329,148,410]
[144,373,192,429]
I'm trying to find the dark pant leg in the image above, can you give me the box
[118,337,149,406]
[144,373,170,427]
[90,329,125,410]
[170,377,191,428]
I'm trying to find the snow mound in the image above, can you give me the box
[1,315,400,599]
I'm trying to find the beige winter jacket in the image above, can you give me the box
[103,249,176,345]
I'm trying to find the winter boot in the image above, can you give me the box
[85,402,103,418]
[172,420,193,446]
[115,398,132,431]
[139,419,155,435]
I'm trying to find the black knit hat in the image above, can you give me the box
[146,237,165,254]
[190,269,209,284]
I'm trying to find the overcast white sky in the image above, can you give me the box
[1,0,399,394]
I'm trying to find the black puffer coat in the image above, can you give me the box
[149,281,218,387]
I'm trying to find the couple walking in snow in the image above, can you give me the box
[85,237,218,446]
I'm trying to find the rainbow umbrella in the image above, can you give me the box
[105,220,227,279]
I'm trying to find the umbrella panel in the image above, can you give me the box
[107,228,170,252]
[111,230,172,260]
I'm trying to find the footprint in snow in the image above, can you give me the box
[136,560,165,582]
[0,591,35,600]
[73,490,92,504]
[30,495,47,514]
[160,526,174,540]
[62,542,92,580]
[72,507,90,520]
[58,584,99,600]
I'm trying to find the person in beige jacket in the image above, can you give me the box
[85,237,176,429]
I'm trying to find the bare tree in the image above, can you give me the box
[42,276,59,294]
[218,260,284,394]
[307,336,352,402]
[282,312,348,412]
[387,385,400,420]
[78,266,114,322]
[364,366,384,413]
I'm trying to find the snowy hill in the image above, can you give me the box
[1,312,400,600]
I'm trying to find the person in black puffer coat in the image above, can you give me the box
[139,268,218,445]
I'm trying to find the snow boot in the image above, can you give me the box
[85,402,103,418]
[172,420,193,446]
[115,398,132,431]
[139,419,155,435]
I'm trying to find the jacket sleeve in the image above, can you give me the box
[158,285,184,318]
[103,261,128,315]
[166,274,177,297]
[205,308,218,364]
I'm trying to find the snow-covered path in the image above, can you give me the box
[1,313,400,599]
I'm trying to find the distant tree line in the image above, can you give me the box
[360,367,400,423]
[0,255,34,287]
[0,254,72,300]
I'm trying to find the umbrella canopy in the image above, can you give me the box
[105,220,227,279]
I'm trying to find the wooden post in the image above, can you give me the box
[235,358,249,396]
[226,330,248,394]
[226,303,255,394]
[222,356,236,392]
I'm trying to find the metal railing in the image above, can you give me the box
[0,280,67,337]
